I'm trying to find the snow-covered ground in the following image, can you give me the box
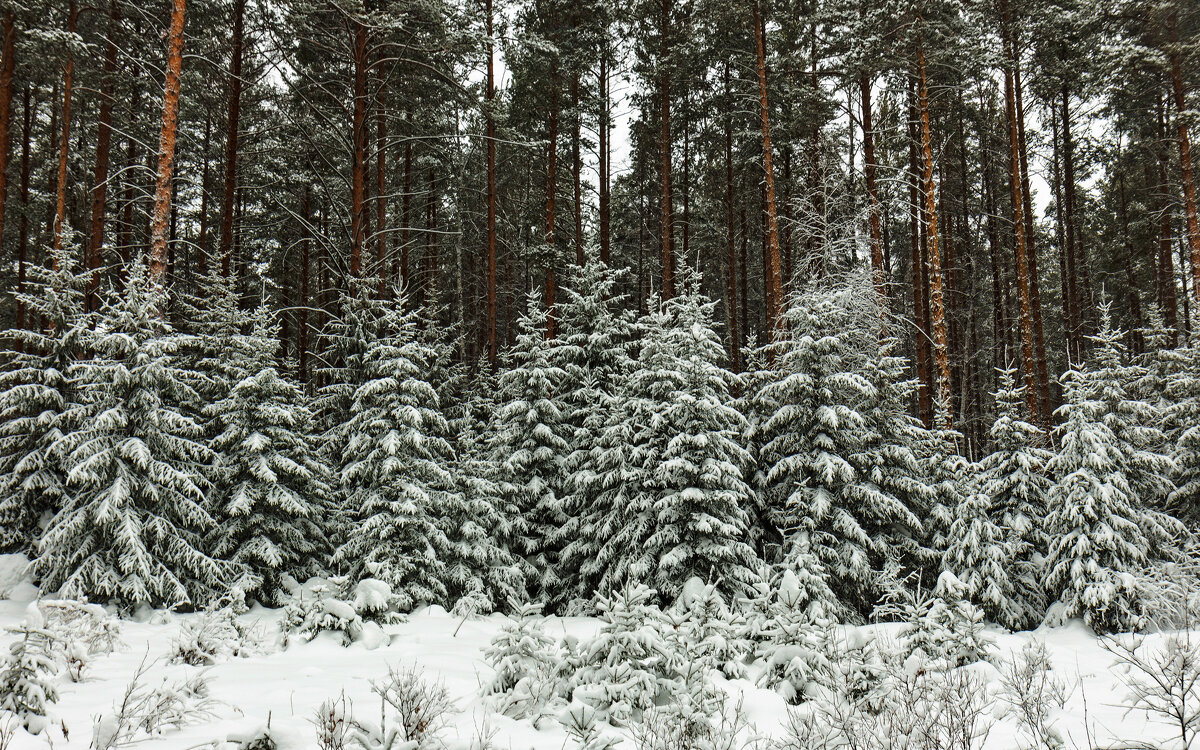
[0,563,1186,749]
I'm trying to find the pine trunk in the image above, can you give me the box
[349,15,367,279]
[754,1,783,339]
[375,75,387,294]
[545,60,559,337]
[1167,11,1200,301]
[486,0,497,362]
[659,0,674,299]
[917,41,951,428]
[52,1,78,259]
[148,0,187,291]
[725,63,739,372]
[598,54,610,265]
[0,12,13,300]
[861,72,885,303]
[1014,60,1050,415]
[87,0,120,312]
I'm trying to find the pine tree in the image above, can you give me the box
[975,368,1053,627]
[564,282,759,605]
[1044,369,1154,633]
[756,276,931,616]
[489,292,574,605]
[35,262,229,608]
[0,245,89,552]
[205,310,332,605]
[331,293,456,611]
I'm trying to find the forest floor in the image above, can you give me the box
[0,556,1182,750]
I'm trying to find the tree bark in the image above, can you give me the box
[1062,87,1085,363]
[909,85,932,426]
[571,71,583,267]
[1014,58,1050,415]
[15,84,29,334]
[299,187,311,383]
[659,0,674,299]
[218,0,245,280]
[1167,10,1200,301]
[1002,31,1040,424]
[545,59,559,337]
[754,1,783,338]
[149,0,187,292]
[401,139,412,291]
[598,54,610,265]
[375,73,388,294]
[917,40,951,428]
[725,62,739,372]
[486,0,497,362]
[0,12,14,299]
[87,0,120,312]
[861,72,885,303]
[52,0,78,259]
[349,13,367,279]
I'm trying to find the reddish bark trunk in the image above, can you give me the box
[349,15,367,279]
[917,42,950,428]
[149,0,187,292]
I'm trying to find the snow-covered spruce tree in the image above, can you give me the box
[489,292,574,605]
[176,268,272,409]
[1044,369,1156,633]
[445,408,524,615]
[756,274,931,616]
[1168,348,1200,527]
[563,281,760,605]
[35,261,230,608]
[575,583,668,725]
[205,312,333,605]
[0,244,90,552]
[0,612,59,733]
[1084,305,1176,515]
[974,368,1054,628]
[330,292,457,611]
[941,485,1015,626]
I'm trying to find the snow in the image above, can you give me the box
[0,579,1184,750]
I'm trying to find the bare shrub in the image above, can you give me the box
[1103,630,1200,750]
[997,641,1072,750]
[351,664,452,749]
[311,693,351,750]
[90,656,223,750]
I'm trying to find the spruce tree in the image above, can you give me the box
[330,293,456,611]
[564,282,759,605]
[975,368,1053,627]
[0,245,89,552]
[942,486,1015,625]
[1044,370,1153,633]
[756,276,930,615]
[205,310,332,605]
[489,292,574,605]
[35,262,229,608]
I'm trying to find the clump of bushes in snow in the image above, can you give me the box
[281,575,398,648]
[169,603,272,665]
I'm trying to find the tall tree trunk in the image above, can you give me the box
[218,0,245,279]
[299,188,311,383]
[917,40,951,428]
[1118,163,1145,353]
[1158,110,1180,339]
[598,53,610,265]
[1167,10,1200,300]
[149,0,187,292]
[15,84,29,334]
[425,167,438,306]
[725,63,739,372]
[1002,28,1040,423]
[545,59,559,337]
[659,0,674,299]
[87,0,120,312]
[1014,58,1050,414]
[754,0,783,338]
[571,71,583,266]
[0,12,14,300]
[52,0,78,259]
[1062,87,1085,363]
[909,87,932,426]
[401,139,412,291]
[861,72,885,303]
[375,74,388,294]
[349,14,367,279]
[486,0,497,362]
